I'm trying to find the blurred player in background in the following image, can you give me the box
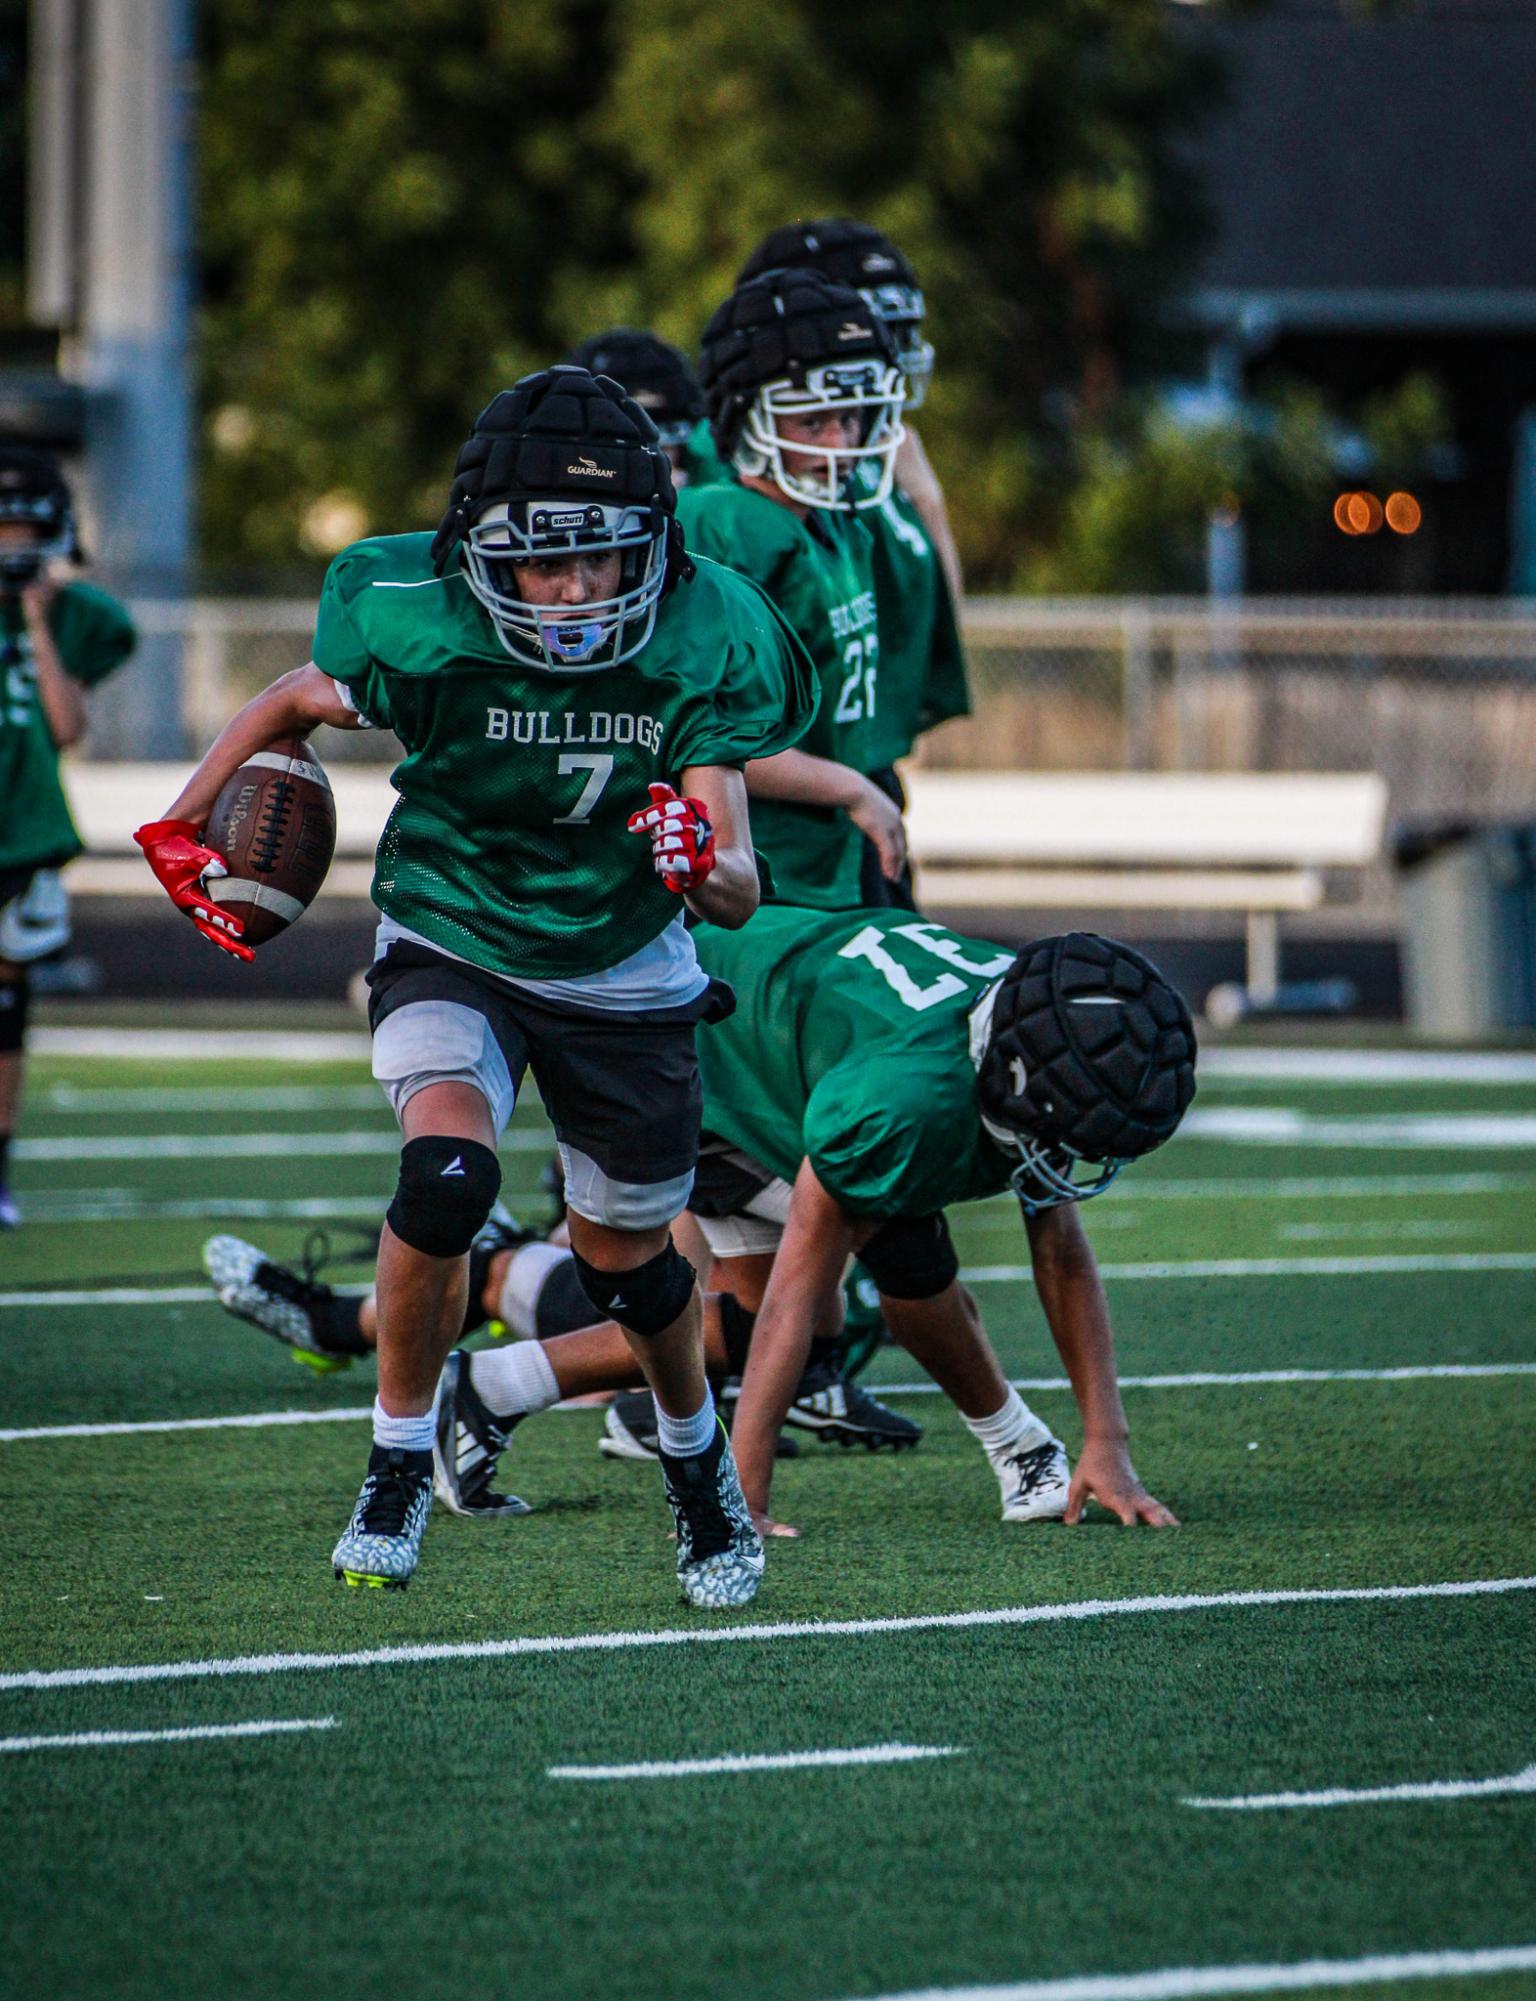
[138,367,816,1608]
[563,329,714,486]
[680,267,910,911]
[0,446,136,1228]
[427,913,1195,1538]
[734,219,969,909]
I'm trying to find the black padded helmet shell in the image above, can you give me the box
[696,269,898,460]
[0,443,79,581]
[737,217,922,298]
[563,329,704,438]
[977,933,1197,1164]
[431,365,686,588]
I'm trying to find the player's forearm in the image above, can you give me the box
[162,666,353,826]
[895,427,964,602]
[25,611,87,748]
[1026,1206,1130,1441]
[744,748,864,812]
[684,841,758,928]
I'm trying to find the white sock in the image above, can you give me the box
[468,1339,560,1420]
[496,1243,570,1339]
[655,1389,717,1460]
[372,1399,436,1454]
[963,1387,1051,1460]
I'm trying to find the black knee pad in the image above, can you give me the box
[858,1212,959,1301]
[572,1242,695,1338]
[386,1137,501,1259]
[717,1291,756,1376]
[0,968,30,1055]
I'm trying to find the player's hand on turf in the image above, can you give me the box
[1064,1436,1179,1528]
[627,782,716,894]
[133,817,255,962]
[848,778,907,884]
[750,1506,800,1540]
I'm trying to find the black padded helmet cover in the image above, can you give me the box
[977,932,1197,1165]
[563,330,704,439]
[696,269,899,459]
[737,217,922,300]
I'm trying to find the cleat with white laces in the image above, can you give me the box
[331,1445,434,1588]
[432,1349,532,1519]
[203,1232,365,1373]
[660,1424,765,1611]
[995,1435,1071,1523]
[782,1361,923,1452]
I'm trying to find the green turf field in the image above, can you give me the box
[2,1031,1534,2001]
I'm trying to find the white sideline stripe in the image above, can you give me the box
[548,1743,959,1781]
[18,1197,393,1226]
[3,1576,1531,1694]
[32,1028,373,1063]
[981,1175,1536,1204]
[9,1251,1536,1314]
[0,1717,338,1755]
[7,1364,1533,1445]
[1183,1763,1536,1812]
[839,1943,1536,2001]
[43,1084,383,1113]
[15,1126,551,1162]
[1183,1108,1536,1149]
[966,1254,1536,1282]
[1202,1048,1536,1083]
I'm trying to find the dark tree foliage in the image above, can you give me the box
[198,0,1222,582]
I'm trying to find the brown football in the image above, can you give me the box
[204,736,337,946]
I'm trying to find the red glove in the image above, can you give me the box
[133,818,254,962]
[627,782,716,895]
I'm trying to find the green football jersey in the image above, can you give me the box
[692,902,1020,1217]
[676,476,881,910]
[0,582,137,873]
[859,484,970,770]
[312,533,817,981]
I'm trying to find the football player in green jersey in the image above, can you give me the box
[137,367,817,1608]
[432,910,1195,1545]
[678,269,912,912]
[734,220,969,910]
[0,446,136,1228]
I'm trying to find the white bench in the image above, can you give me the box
[902,770,1388,999]
[64,763,1387,1001]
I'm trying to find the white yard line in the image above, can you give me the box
[1181,1109,1536,1149]
[42,1084,383,1114]
[3,1576,1530,1694]
[835,1943,1536,2001]
[0,1717,337,1755]
[967,1175,1536,1206]
[15,1127,551,1162]
[966,1254,1536,1281]
[8,1250,1536,1314]
[1200,1049,1536,1084]
[32,1029,372,1063]
[4,1364,1532,1444]
[548,1743,959,1781]
[1183,1764,1536,1812]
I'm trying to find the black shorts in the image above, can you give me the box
[367,941,733,1230]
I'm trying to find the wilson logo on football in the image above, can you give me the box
[565,456,617,479]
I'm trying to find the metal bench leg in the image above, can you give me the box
[1245,910,1280,1003]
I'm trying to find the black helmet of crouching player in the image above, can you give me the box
[738,217,935,408]
[564,330,704,453]
[0,444,79,588]
[970,932,1197,1213]
[697,269,905,512]
[430,366,689,674]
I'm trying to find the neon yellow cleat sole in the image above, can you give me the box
[292,1348,353,1375]
[336,1568,408,1590]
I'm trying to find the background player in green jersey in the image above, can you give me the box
[734,220,970,909]
[428,909,1195,1546]
[138,367,816,1609]
[679,268,912,911]
[564,329,714,488]
[688,908,1196,1535]
[0,445,136,1229]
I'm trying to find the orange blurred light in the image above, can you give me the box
[1351,492,1384,534]
[1385,491,1422,535]
[1333,493,1360,535]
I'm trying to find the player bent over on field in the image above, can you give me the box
[136,367,817,1607]
[429,908,1196,1536]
